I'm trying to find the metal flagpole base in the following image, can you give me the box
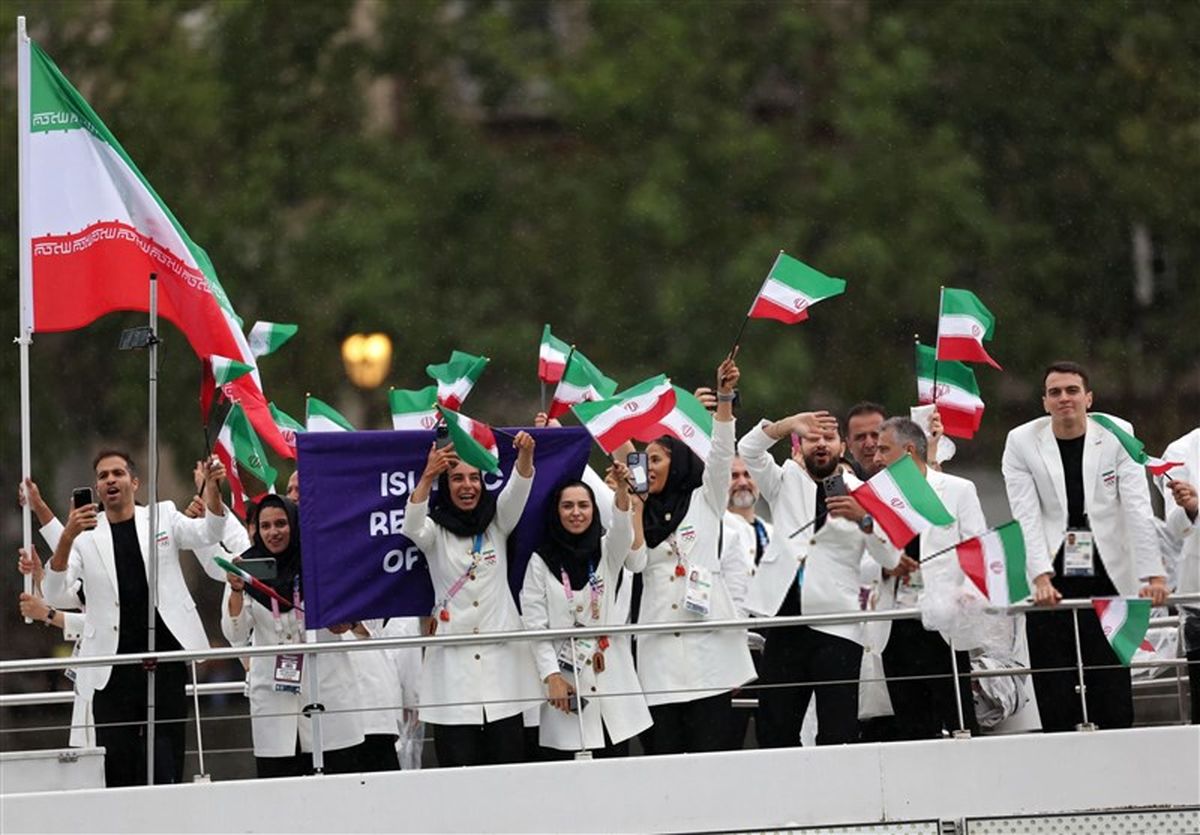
[573,750,594,761]
[951,729,972,740]
[1075,722,1098,732]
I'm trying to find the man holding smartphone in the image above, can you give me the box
[43,450,229,787]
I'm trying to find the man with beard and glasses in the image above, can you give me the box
[738,412,907,747]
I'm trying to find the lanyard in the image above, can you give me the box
[560,566,603,622]
[669,535,687,577]
[269,577,305,642]
[439,533,486,622]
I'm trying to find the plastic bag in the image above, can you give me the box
[919,562,1010,655]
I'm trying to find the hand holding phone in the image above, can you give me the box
[72,487,94,509]
[626,452,650,494]
[822,472,847,498]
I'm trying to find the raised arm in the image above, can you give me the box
[700,356,739,513]
[403,442,459,551]
[738,411,837,504]
[495,431,536,535]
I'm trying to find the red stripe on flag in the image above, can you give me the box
[936,335,1002,370]
[957,537,987,599]
[469,420,496,453]
[749,297,810,325]
[851,483,919,548]
[936,406,984,440]
[213,443,246,520]
[441,393,464,411]
[538,358,566,385]
[593,389,677,453]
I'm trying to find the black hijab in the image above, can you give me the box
[537,480,603,590]
[240,495,302,612]
[429,466,498,538]
[642,435,706,549]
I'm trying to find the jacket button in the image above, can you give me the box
[673,631,681,637]
[474,653,481,660]
[590,686,596,693]
[576,605,583,613]
[671,603,678,610]
[114,601,119,607]
[472,601,479,607]
[472,627,479,634]
[113,626,118,632]
[585,658,592,666]
[809,538,817,546]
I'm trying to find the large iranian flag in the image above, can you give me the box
[1090,414,1183,478]
[748,252,846,324]
[935,288,1002,369]
[390,386,439,431]
[437,406,501,474]
[915,342,985,439]
[851,456,955,548]
[426,350,489,410]
[957,521,1030,605]
[214,402,278,519]
[268,402,305,452]
[538,324,571,384]
[1093,598,1154,666]
[547,350,618,419]
[572,375,676,453]
[18,37,291,457]
[633,386,714,460]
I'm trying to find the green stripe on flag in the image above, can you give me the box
[915,343,980,395]
[940,288,995,339]
[995,520,1031,601]
[561,350,618,394]
[771,253,846,298]
[1089,414,1147,464]
[888,456,956,525]
[268,402,305,433]
[224,403,277,488]
[306,396,355,431]
[437,406,501,474]
[669,386,714,436]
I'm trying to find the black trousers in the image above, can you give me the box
[882,620,978,739]
[92,661,187,787]
[756,625,862,747]
[256,753,307,779]
[432,714,524,767]
[1181,613,1200,724]
[358,734,400,772]
[1026,608,1132,731]
[649,691,735,755]
[539,725,629,760]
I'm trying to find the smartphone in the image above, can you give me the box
[238,557,277,580]
[822,472,847,498]
[627,451,650,494]
[435,424,451,449]
[567,693,589,714]
[695,386,717,413]
[72,487,94,509]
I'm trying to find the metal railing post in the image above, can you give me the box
[190,661,208,781]
[1072,607,1097,731]
[568,636,591,761]
[949,636,970,739]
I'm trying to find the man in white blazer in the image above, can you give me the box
[1002,361,1167,732]
[872,416,987,738]
[1159,428,1199,721]
[44,449,228,786]
[738,411,903,746]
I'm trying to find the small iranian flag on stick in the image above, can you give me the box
[210,355,254,388]
[572,375,677,454]
[426,350,489,410]
[437,406,501,474]
[268,402,305,452]
[538,325,571,384]
[633,386,714,461]
[957,521,1030,605]
[248,321,298,359]
[390,386,439,431]
[851,456,955,548]
[215,402,278,517]
[306,396,355,432]
[213,556,299,611]
[936,288,1002,369]
[748,252,847,324]
[1090,414,1184,477]
[548,350,618,419]
[915,342,985,439]
[1093,597,1154,666]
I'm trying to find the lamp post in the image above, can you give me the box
[341,333,392,389]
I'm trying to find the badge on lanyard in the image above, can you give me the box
[273,653,303,694]
[557,637,596,673]
[684,566,713,616]
[1062,529,1096,577]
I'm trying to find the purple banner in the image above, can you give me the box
[297,427,593,629]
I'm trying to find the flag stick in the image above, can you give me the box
[732,249,785,357]
[931,286,945,404]
[17,16,34,622]
[728,314,750,358]
[787,512,828,539]
[540,381,546,414]
[917,521,1011,564]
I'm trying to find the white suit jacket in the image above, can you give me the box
[42,502,226,697]
[1002,415,1164,593]
[737,421,901,645]
[1161,428,1200,596]
[720,512,771,618]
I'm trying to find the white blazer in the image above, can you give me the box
[721,512,772,618]
[871,467,988,649]
[42,502,226,698]
[402,470,542,725]
[520,504,651,750]
[637,418,757,706]
[221,586,365,757]
[737,421,901,644]
[1161,428,1200,596]
[342,620,403,738]
[1002,415,1164,593]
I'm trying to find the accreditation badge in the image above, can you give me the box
[557,637,596,673]
[684,566,714,616]
[273,652,304,694]
[1062,529,1096,577]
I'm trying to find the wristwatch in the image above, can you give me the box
[43,606,57,626]
[858,514,874,533]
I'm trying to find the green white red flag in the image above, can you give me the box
[268,402,305,452]
[935,288,1001,369]
[306,396,355,432]
[851,455,955,548]
[538,324,571,384]
[572,375,677,454]
[548,350,618,419]
[214,402,278,518]
[748,252,846,324]
[915,342,985,439]
[632,386,714,460]
[213,556,299,611]
[426,350,489,410]
[390,386,439,431]
[18,37,291,457]
[957,521,1030,605]
[211,355,254,388]
[1093,597,1154,666]
[1089,414,1183,477]
[437,406,501,474]
[248,321,298,359]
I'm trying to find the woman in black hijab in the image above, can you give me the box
[633,355,757,755]
[520,470,651,757]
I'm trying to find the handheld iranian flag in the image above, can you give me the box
[17,35,290,457]
[248,321,298,359]
[915,343,985,439]
[213,556,299,612]
[437,406,501,475]
[572,375,677,454]
[633,386,715,461]
[748,252,847,324]
[851,456,955,548]
[538,325,571,384]
[547,350,618,419]
[306,396,355,432]
[268,402,305,452]
[210,355,254,388]
[936,288,1002,369]
[390,386,439,431]
[1093,598,1153,666]
[957,521,1030,605]
[215,402,278,517]
[1090,414,1184,477]
[426,351,489,410]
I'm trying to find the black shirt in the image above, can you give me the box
[1052,435,1117,597]
[110,518,182,655]
[781,481,831,615]
[752,519,769,567]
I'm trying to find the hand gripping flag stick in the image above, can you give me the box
[214,556,302,613]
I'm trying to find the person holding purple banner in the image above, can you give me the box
[403,430,541,767]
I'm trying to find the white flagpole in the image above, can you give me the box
[17,16,34,621]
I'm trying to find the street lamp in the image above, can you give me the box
[341,332,392,389]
